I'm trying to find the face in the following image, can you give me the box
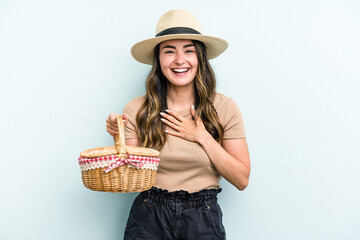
[159,39,198,88]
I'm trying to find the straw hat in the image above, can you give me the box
[131,9,229,65]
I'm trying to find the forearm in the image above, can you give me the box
[197,133,250,190]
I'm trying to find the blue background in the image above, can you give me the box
[1,0,359,239]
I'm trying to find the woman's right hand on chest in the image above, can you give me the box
[106,113,128,136]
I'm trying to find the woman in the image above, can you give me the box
[106,9,250,240]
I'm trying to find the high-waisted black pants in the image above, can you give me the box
[123,187,226,240]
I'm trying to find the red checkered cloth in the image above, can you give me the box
[78,154,160,173]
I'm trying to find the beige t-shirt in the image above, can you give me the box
[123,93,246,193]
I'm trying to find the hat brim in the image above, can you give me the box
[131,34,229,65]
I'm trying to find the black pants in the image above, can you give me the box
[123,187,226,240]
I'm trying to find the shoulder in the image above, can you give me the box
[123,95,146,117]
[213,92,239,110]
[214,92,246,138]
[213,92,243,124]
[124,95,146,109]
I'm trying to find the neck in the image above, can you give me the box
[166,83,195,111]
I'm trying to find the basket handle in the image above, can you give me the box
[114,114,128,159]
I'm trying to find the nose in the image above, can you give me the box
[174,52,185,65]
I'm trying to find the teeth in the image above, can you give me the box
[173,69,188,73]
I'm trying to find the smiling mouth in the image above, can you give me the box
[172,68,189,73]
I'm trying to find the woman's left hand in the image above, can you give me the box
[160,105,210,143]
[161,105,251,191]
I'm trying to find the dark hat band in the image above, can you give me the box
[155,27,201,37]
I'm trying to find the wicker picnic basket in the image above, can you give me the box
[78,115,160,193]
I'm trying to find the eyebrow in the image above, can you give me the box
[162,45,176,49]
[162,44,195,50]
[184,44,195,48]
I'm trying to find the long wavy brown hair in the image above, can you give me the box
[136,40,224,150]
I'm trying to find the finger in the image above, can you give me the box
[190,105,197,118]
[164,129,182,137]
[106,116,118,135]
[160,111,182,125]
[122,114,128,125]
[106,118,118,127]
[106,123,118,135]
[165,109,184,122]
[107,120,118,127]
[109,113,118,122]
[160,112,181,125]
[106,122,118,131]
[160,118,180,131]
[190,105,199,126]
[106,118,116,126]
[190,105,195,114]
[107,128,118,136]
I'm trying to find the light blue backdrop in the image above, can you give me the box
[1,0,359,239]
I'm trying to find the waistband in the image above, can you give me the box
[139,187,221,209]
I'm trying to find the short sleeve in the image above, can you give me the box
[122,98,140,139]
[215,94,246,139]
